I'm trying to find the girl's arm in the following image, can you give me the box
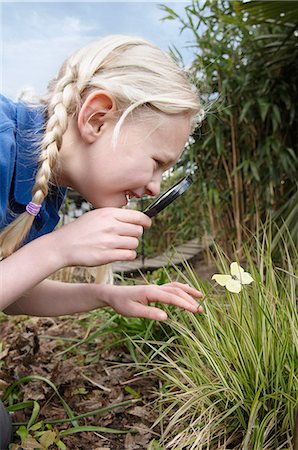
[4,279,107,316]
[4,280,203,320]
[1,207,203,319]
[0,207,150,311]
[0,232,63,311]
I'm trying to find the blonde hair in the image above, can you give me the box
[0,35,204,276]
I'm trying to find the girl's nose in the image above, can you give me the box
[144,180,161,197]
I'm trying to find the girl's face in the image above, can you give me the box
[63,112,191,208]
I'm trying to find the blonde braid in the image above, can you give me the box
[0,66,79,259]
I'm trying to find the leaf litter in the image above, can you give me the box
[0,313,161,449]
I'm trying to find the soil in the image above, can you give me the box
[0,258,216,449]
[0,314,161,449]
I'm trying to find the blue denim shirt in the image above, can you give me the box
[0,94,67,243]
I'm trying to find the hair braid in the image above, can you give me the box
[0,67,78,259]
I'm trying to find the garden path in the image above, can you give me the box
[112,236,212,274]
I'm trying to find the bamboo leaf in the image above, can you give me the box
[159,5,180,20]
[272,104,281,127]
[239,100,254,122]
[257,99,270,122]
[250,162,260,182]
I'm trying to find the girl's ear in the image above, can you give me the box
[77,91,116,144]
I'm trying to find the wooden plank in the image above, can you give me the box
[177,249,198,256]
[113,262,142,272]
[179,243,202,250]
[113,236,211,273]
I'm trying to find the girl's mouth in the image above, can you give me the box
[125,191,141,201]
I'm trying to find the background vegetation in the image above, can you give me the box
[143,0,298,257]
[1,2,297,449]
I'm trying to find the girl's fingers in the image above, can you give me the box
[160,284,204,310]
[124,301,168,321]
[107,284,204,321]
[146,287,203,313]
[117,223,144,237]
[164,282,203,298]
[160,287,200,310]
[115,209,152,228]
[116,236,140,250]
[103,249,137,263]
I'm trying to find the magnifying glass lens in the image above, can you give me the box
[144,175,192,217]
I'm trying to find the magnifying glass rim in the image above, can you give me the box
[144,174,192,217]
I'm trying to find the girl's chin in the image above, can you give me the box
[91,195,128,209]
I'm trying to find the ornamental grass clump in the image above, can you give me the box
[137,234,297,449]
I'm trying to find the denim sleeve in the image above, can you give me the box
[0,113,17,229]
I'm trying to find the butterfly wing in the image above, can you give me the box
[212,274,232,287]
[241,272,254,285]
[230,262,243,278]
[226,278,242,293]
[230,262,253,285]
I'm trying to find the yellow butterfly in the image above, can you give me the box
[212,262,254,293]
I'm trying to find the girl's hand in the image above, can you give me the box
[51,208,151,268]
[101,282,204,321]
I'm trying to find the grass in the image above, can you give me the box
[127,230,297,449]
[1,224,297,448]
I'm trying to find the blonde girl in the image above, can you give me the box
[0,34,205,449]
[0,35,204,317]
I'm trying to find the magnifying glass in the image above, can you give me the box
[143,175,193,218]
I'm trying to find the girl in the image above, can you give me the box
[0,35,204,447]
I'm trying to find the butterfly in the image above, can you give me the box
[212,262,254,293]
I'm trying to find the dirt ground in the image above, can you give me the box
[0,314,162,449]
[0,258,215,449]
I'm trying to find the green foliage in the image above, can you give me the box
[140,170,206,257]
[240,1,298,25]
[132,227,298,448]
[157,0,298,254]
